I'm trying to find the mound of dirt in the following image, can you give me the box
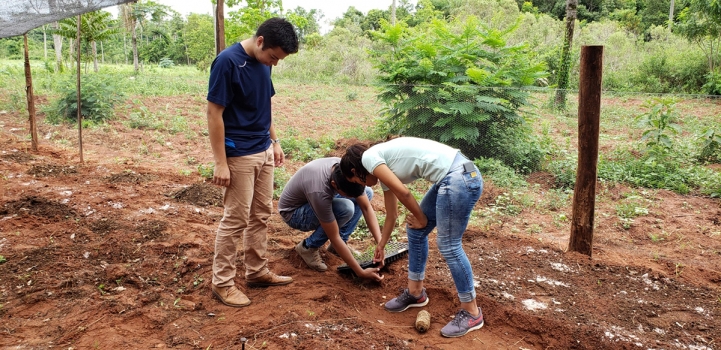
[26,164,77,177]
[169,182,223,207]
[1,151,34,163]
[106,171,156,184]
[1,195,76,218]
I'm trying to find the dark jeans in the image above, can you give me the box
[285,187,373,249]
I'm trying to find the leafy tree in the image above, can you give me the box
[372,17,548,171]
[184,14,215,71]
[225,0,283,43]
[55,10,118,72]
[286,7,323,44]
[675,0,721,74]
[120,0,170,73]
[555,0,576,108]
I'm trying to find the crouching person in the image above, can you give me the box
[278,157,384,281]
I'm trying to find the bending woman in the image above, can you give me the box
[340,137,484,338]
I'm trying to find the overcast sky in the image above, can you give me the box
[108,0,409,33]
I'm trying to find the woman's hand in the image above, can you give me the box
[373,245,386,267]
[406,213,428,229]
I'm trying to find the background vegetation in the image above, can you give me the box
[0,0,719,211]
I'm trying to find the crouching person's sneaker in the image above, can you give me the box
[384,288,429,312]
[441,307,484,338]
[296,241,327,271]
[211,285,251,307]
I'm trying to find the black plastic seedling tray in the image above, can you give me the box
[337,241,409,274]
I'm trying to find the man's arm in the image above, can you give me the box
[207,101,230,187]
[269,124,284,166]
[320,220,383,282]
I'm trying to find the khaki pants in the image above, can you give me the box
[212,147,274,287]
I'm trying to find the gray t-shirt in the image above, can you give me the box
[362,137,458,191]
[278,157,339,223]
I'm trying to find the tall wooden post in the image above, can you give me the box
[23,33,39,151]
[568,46,603,257]
[215,0,225,55]
[77,14,83,163]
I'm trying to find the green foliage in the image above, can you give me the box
[158,57,175,68]
[473,156,528,190]
[125,105,163,130]
[197,163,214,180]
[48,76,124,123]
[372,17,548,172]
[0,255,5,264]
[635,98,682,152]
[615,193,650,229]
[273,167,291,200]
[702,72,721,95]
[183,14,214,71]
[280,132,334,162]
[697,128,721,164]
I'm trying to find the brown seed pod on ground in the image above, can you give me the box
[415,310,430,333]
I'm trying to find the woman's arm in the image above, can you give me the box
[372,164,427,228]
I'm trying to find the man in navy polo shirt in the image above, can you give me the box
[206,18,298,307]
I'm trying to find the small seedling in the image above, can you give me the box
[675,263,684,277]
[0,255,6,264]
[193,275,204,287]
[97,284,106,295]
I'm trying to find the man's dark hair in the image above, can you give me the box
[340,144,370,183]
[332,164,365,197]
[256,17,299,54]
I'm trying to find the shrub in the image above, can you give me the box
[48,75,124,124]
[372,17,548,172]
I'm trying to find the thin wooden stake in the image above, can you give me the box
[23,33,38,151]
[76,14,83,163]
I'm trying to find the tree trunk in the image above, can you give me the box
[554,0,577,109]
[53,22,63,72]
[43,25,48,60]
[24,34,38,152]
[668,0,675,31]
[123,33,128,65]
[132,19,139,73]
[92,41,98,72]
[215,0,226,55]
[68,37,74,65]
[391,0,397,25]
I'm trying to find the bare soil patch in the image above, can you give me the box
[0,95,719,349]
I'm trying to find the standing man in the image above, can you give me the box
[207,18,299,307]
[278,157,384,281]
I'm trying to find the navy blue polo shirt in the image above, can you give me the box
[207,43,275,157]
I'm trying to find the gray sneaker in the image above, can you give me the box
[440,307,484,338]
[295,241,327,272]
[384,288,429,312]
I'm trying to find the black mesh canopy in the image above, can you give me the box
[0,0,135,38]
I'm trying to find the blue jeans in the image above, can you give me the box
[285,187,373,248]
[406,153,483,303]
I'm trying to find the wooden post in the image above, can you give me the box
[23,33,39,152]
[77,14,83,163]
[215,0,225,55]
[568,45,603,257]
